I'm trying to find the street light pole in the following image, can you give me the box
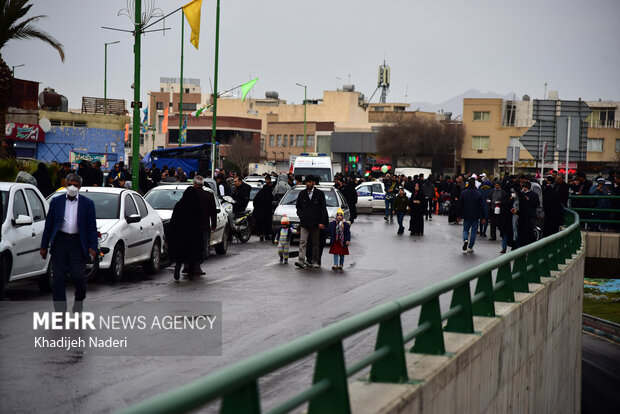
[296,83,307,152]
[131,1,142,191]
[104,41,119,115]
[11,64,24,77]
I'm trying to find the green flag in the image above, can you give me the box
[241,78,258,101]
[190,105,211,117]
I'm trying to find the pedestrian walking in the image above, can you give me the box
[393,187,409,235]
[253,176,274,241]
[514,181,539,246]
[274,214,292,263]
[448,175,463,224]
[409,182,426,235]
[383,174,397,222]
[193,175,217,275]
[167,187,204,281]
[478,178,492,237]
[488,181,507,241]
[295,175,328,269]
[40,173,98,312]
[460,178,487,253]
[422,176,435,221]
[328,208,350,270]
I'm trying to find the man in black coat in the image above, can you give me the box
[231,176,251,214]
[295,175,328,268]
[193,175,217,275]
[335,176,358,223]
[542,175,569,236]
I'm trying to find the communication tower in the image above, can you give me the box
[378,61,390,103]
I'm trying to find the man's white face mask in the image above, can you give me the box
[66,185,79,197]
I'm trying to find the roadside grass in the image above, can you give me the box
[583,287,620,325]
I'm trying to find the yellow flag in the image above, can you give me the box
[183,0,203,49]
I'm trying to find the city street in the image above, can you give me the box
[0,214,541,412]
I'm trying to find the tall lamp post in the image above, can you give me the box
[11,64,24,77]
[104,41,120,115]
[296,83,307,152]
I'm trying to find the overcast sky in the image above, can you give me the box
[3,0,619,110]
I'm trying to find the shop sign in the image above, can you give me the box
[4,122,45,143]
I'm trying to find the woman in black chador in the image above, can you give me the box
[409,182,426,235]
[167,186,204,280]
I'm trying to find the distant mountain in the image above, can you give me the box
[409,89,518,118]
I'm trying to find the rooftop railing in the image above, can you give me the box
[121,210,582,414]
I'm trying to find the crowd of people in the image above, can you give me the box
[378,169,619,254]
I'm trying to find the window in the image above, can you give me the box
[289,135,294,146]
[276,135,282,147]
[185,88,190,93]
[296,135,304,147]
[587,138,604,152]
[156,102,164,110]
[504,102,516,126]
[140,134,144,145]
[124,195,138,218]
[588,108,616,128]
[472,136,490,150]
[12,190,29,218]
[616,139,620,152]
[307,135,315,148]
[178,102,197,111]
[282,135,287,147]
[169,102,173,107]
[25,189,45,222]
[357,184,371,195]
[371,183,382,193]
[158,115,164,132]
[473,111,491,121]
[374,106,385,112]
[50,120,61,126]
[269,135,275,147]
[133,195,149,217]
[74,121,87,127]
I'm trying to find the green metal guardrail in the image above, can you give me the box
[569,195,620,225]
[121,210,583,414]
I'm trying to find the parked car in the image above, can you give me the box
[144,184,229,257]
[271,185,350,237]
[0,183,51,297]
[48,187,164,281]
[355,181,411,213]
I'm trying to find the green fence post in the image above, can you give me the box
[444,283,474,334]
[472,271,495,317]
[512,256,529,292]
[536,248,551,278]
[494,263,514,302]
[308,341,351,414]
[525,252,541,284]
[220,380,261,414]
[411,297,445,355]
[546,242,559,271]
[370,315,408,383]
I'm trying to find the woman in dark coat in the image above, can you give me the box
[409,182,426,235]
[32,163,54,197]
[499,191,517,253]
[252,182,274,241]
[448,177,463,223]
[167,187,204,280]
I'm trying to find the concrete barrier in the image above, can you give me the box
[584,231,620,259]
[349,240,585,414]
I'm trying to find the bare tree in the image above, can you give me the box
[377,116,464,172]
[226,134,259,174]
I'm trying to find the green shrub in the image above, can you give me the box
[0,159,61,186]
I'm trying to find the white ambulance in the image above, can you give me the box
[292,153,333,184]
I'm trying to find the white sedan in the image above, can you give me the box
[0,182,51,296]
[49,187,164,281]
[144,184,229,256]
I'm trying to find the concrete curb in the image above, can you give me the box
[583,313,620,344]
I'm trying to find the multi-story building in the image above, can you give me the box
[460,98,535,176]
[583,101,620,174]
[461,97,620,177]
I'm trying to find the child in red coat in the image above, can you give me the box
[328,208,351,270]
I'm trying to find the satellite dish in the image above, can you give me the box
[39,118,51,132]
[522,95,531,101]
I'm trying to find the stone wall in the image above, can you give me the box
[349,241,585,414]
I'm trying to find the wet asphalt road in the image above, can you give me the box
[582,332,620,414]
[0,214,556,413]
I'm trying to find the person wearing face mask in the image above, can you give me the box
[40,173,98,312]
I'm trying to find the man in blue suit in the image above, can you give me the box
[41,173,98,312]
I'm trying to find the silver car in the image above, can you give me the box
[272,185,351,237]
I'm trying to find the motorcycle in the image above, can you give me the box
[222,196,252,243]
